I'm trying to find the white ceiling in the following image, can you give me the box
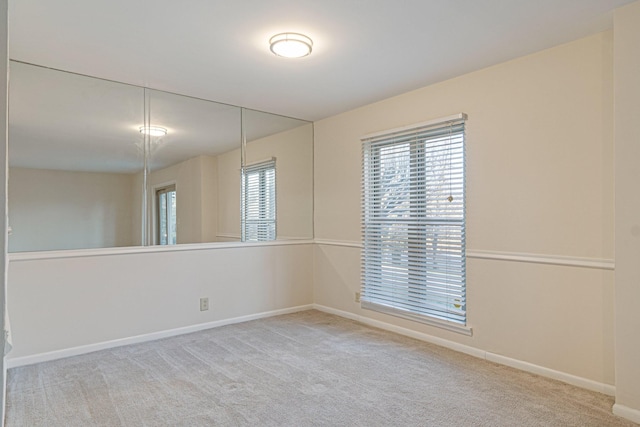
[8,0,633,122]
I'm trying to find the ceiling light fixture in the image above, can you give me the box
[139,126,167,137]
[269,33,313,58]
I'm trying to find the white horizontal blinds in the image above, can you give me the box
[361,115,466,325]
[242,159,276,241]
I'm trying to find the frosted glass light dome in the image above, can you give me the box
[269,33,313,58]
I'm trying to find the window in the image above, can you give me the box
[242,159,276,241]
[361,114,467,331]
[156,184,177,245]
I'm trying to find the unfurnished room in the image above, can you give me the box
[0,0,639,426]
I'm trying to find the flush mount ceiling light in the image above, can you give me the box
[269,32,313,58]
[139,126,167,137]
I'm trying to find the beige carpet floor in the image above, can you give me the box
[5,310,637,426]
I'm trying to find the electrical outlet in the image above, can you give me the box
[200,297,209,311]
[355,292,361,303]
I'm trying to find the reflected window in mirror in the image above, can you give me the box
[241,109,313,242]
[242,159,276,241]
[156,184,177,245]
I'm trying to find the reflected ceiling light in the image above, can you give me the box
[139,126,167,136]
[269,32,313,58]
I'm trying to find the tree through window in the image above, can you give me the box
[361,114,467,328]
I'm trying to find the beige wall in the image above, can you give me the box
[314,32,615,386]
[146,155,218,245]
[614,1,640,420]
[216,148,241,240]
[200,155,218,242]
[8,168,137,251]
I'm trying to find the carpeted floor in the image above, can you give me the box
[5,310,637,426]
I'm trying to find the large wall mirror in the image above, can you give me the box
[8,61,313,252]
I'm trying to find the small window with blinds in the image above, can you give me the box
[242,159,276,241]
[361,114,468,333]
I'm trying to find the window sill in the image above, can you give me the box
[361,300,473,336]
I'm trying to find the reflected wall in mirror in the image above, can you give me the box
[144,89,241,245]
[7,61,313,253]
[241,109,313,241]
[8,61,145,252]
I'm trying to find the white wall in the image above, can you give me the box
[7,243,313,360]
[314,32,615,387]
[8,168,137,252]
[614,1,640,422]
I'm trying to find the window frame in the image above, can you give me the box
[155,183,177,246]
[361,113,470,335]
[241,159,276,242]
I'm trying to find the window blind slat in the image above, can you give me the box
[361,116,466,326]
[242,159,276,241]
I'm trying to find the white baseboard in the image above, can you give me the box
[312,304,616,397]
[613,404,640,424]
[6,304,314,369]
[486,353,615,396]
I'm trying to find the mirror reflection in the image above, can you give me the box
[242,109,313,241]
[8,61,313,252]
[144,89,241,245]
[8,61,145,252]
